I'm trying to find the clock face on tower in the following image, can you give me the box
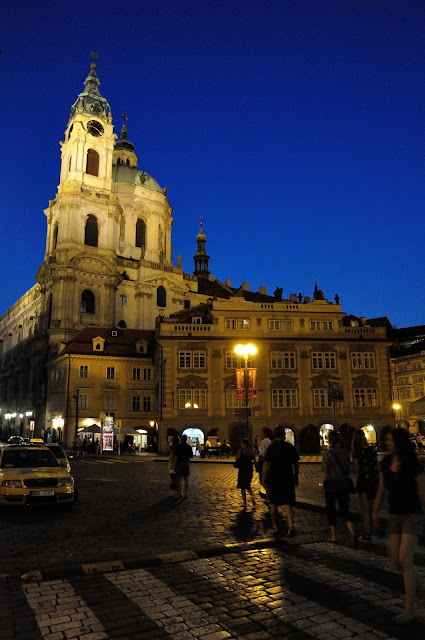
[87,120,104,137]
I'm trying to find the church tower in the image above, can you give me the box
[36,54,123,349]
[36,54,182,349]
[193,217,210,278]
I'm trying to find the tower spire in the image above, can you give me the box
[69,53,112,123]
[193,216,210,279]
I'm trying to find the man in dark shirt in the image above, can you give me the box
[174,434,193,498]
[262,424,299,536]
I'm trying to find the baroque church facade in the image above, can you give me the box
[0,58,394,451]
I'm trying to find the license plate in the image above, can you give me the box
[30,490,55,496]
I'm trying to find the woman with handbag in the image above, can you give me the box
[319,430,357,545]
[372,428,425,624]
[235,438,256,509]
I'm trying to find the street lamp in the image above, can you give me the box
[235,343,257,438]
[392,402,401,429]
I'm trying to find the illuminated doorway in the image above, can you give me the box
[182,427,204,456]
[285,428,295,446]
[320,423,334,449]
[361,424,377,445]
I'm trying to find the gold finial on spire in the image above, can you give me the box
[90,51,98,69]
[200,216,203,233]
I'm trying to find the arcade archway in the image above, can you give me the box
[320,423,334,449]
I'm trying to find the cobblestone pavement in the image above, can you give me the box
[1,458,425,640]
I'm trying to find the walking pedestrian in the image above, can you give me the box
[72,435,81,458]
[319,430,357,545]
[351,429,379,541]
[174,434,193,498]
[167,435,180,494]
[235,438,256,509]
[372,428,425,624]
[195,439,202,457]
[262,425,299,536]
[257,428,273,501]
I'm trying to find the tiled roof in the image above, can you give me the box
[60,327,155,357]
[197,278,277,303]
[169,304,211,321]
[389,338,425,358]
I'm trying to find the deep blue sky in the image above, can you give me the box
[1,1,424,328]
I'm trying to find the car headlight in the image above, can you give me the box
[2,480,22,488]
[58,477,74,487]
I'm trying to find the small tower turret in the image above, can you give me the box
[193,217,210,278]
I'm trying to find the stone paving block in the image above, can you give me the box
[172,632,198,640]
[248,612,276,623]
[201,632,233,640]
[329,629,355,639]
[50,621,83,634]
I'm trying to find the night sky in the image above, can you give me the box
[1,1,424,328]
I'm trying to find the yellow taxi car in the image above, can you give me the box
[0,443,76,506]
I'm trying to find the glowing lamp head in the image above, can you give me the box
[235,343,257,357]
[392,403,401,411]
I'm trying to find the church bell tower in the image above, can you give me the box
[36,54,122,349]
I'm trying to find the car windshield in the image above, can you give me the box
[2,449,60,468]
[48,445,66,459]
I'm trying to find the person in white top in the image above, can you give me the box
[257,428,273,499]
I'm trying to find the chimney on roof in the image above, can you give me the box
[259,286,267,295]
[208,275,216,281]
[241,282,250,291]
[289,293,297,302]
[225,278,231,288]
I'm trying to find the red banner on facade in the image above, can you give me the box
[235,368,257,399]
[236,369,245,399]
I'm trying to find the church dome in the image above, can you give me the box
[112,165,167,195]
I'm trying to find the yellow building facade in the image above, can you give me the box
[156,297,393,453]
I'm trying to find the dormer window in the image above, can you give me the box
[136,340,148,354]
[192,317,202,324]
[92,336,105,352]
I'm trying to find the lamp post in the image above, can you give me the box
[392,402,401,429]
[73,389,79,440]
[235,343,257,439]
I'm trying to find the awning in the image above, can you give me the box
[79,424,101,434]
[120,426,145,436]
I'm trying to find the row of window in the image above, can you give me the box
[224,319,335,331]
[78,393,152,412]
[80,286,167,315]
[395,385,424,400]
[79,366,152,380]
[178,350,376,371]
[178,388,379,409]
[396,362,423,372]
[53,208,146,255]
[397,374,424,386]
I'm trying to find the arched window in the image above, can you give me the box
[86,149,99,176]
[85,215,98,247]
[81,290,95,314]
[53,224,59,250]
[135,219,146,249]
[157,286,166,308]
